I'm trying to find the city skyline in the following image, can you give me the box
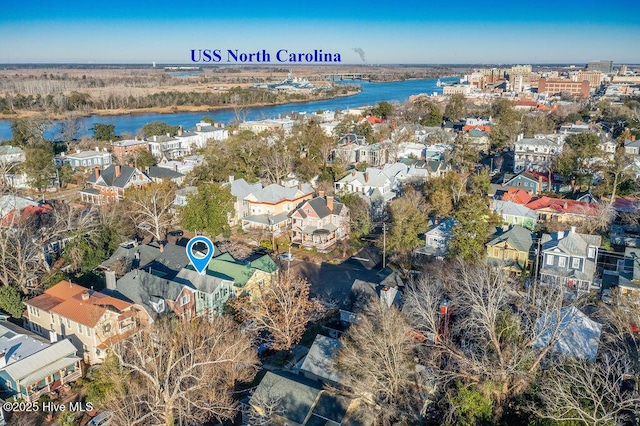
[1,0,639,64]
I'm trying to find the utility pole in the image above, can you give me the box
[382,222,387,269]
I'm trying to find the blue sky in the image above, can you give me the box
[1,0,638,64]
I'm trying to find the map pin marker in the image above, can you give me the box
[186,236,215,275]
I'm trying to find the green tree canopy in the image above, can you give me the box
[449,195,500,261]
[180,183,234,236]
[93,123,116,141]
[444,94,466,122]
[139,121,179,139]
[338,192,372,239]
[384,189,428,254]
[0,286,24,318]
[24,142,56,191]
[370,101,393,119]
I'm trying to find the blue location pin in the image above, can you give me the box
[186,236,215,275]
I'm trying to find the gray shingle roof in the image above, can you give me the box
[174,267,231,294]
[88,164,144,188]
[250,371,322,425]
[487,225,533,253]
[146,166,184,180]
[230,178,262,199]
[492,199,537,220]
[111,269,186,317]
[248,183,313,203]
[300,335,343,385]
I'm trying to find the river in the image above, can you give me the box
[0,77,457,141]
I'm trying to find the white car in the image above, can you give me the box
[89,411,112,426]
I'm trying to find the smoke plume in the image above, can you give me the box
[352,48,366,63]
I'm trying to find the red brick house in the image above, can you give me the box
[80,164,151,205]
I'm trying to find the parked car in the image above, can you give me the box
[276,252,294,261]
[89,411,112,426]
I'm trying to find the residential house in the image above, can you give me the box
[241,184,313,235]
[486,225,534,275]
[525,196,599,226]
[601,247,640,299]
[57,148,112,168]
[539,228,602,294]
[330,133,389,166]
[80,164,152,205]
[0,145,25,164]
[491,199,537,230]
[174,186,198,207]
[290,196,350,251]
[107,269,198,321]
[99,240,190,280]
[173,267,235,318]
[533,306,602,361]
[625,137,640,156]
[24,281,151,365]
[173,122,229,152]
[145,166,185,185]
[0,195,39,225]
[0,322,81,403]
[462,128,490,153]
[247,371,370,426]
[147,134,187,159]
[502,172,543,195]
[111,138,149,160]
[416,218,456,258]
[206,252,279,296]
[513,135,564,173]
[299,334,343,388]
[157,154,205,175]
[227,176,263,226]
[334,169,395,217]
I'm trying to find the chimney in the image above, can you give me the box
[153,135,157,141]
[81,291,90,301]
[48,329,57,344]
[115,164,121,178]
[327,196,334,211]
[159,243,164,253]
[570,225,576,233]
[351,171,356,177]
[166,133,170,137]
[229,175,235,184]
[178,126,183,136]
[364,172,369,183]
[95,146,100,152]
[318,190,325,198]
[105,271,116,290]
[94,167,100,180]
[632,135,636,141]
[196,124,202,132]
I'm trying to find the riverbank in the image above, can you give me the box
[0,88,361,121]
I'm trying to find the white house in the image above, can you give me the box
[56,148,112,168]
[416,218,456,258]
[0,145,25,164]
[513,134,564,173]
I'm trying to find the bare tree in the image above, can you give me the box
[108,317,258,426]
[125,182,177,241]
[404,262,571,411]
[256,132,293,185]
[534,351,640,425]
[336,300,427,425]
[232,274,323,351]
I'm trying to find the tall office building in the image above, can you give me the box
[587,60,613,74]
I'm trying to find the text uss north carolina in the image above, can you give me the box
[190,49,342,63]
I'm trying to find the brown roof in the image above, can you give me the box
[28,281,133,328]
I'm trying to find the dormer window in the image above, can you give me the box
[588,247,596,259]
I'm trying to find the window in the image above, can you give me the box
[78,324,83,334]
[492,248,499,257]
[558,257,566,267]
[86,327,91,337]
[180,294,191,307]
[546,254,554,265]
[588,247,596,259]
[572,258,580,269]
[66,318,71,329]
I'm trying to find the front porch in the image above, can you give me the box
[23,362,82,403]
